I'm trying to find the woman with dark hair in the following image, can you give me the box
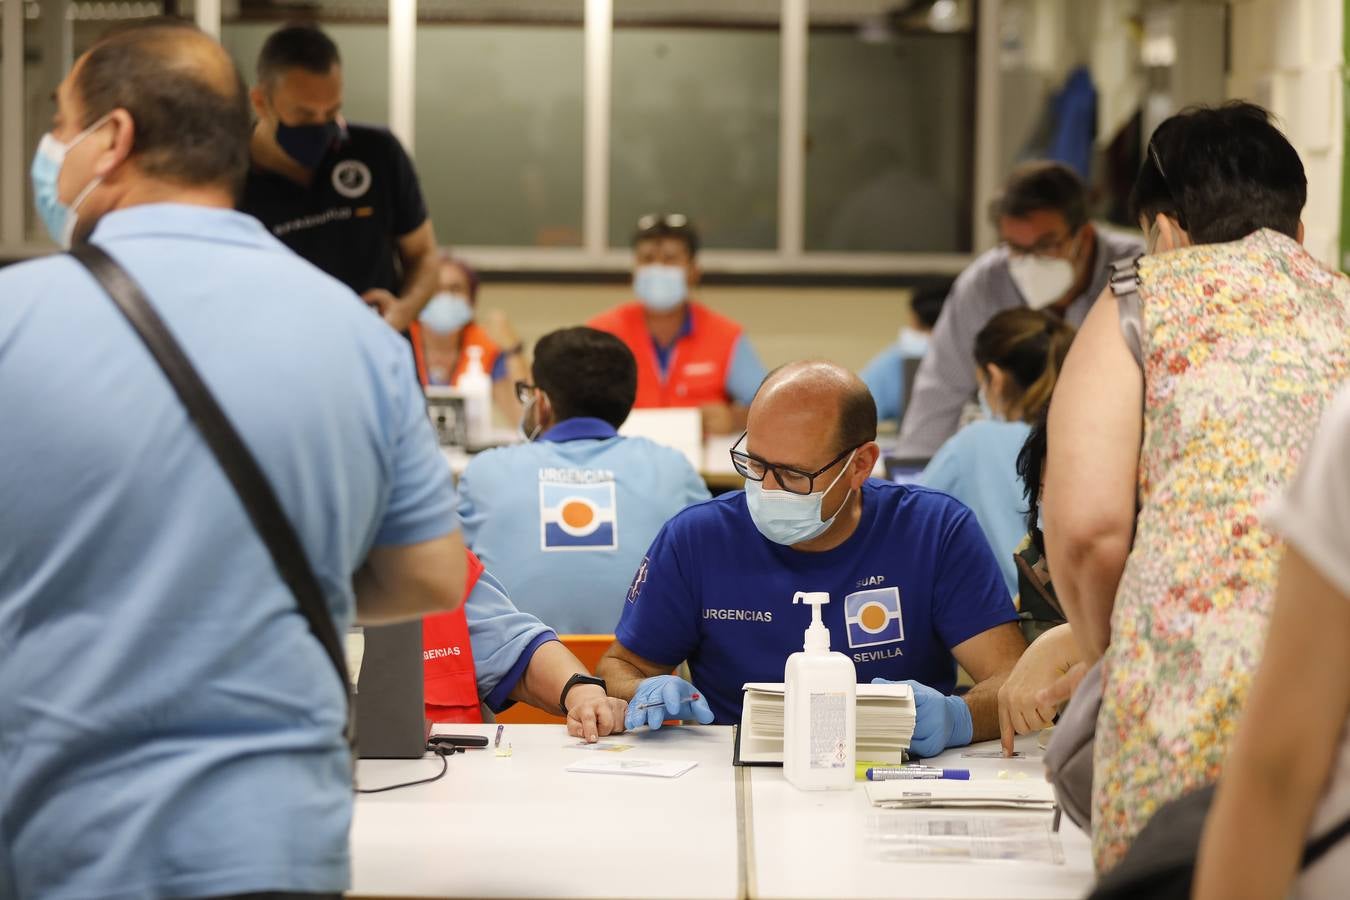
[1045,102,1350,871]
[919,308,1075,596]
[409,254,530,424]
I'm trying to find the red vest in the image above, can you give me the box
[422,550,486,724]
[588,302,742,409]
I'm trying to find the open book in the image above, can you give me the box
[734,681,916,766]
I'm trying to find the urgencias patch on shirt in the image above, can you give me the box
[538,468,618,552]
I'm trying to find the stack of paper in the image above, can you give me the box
[866,778,1056,811]
[737,682,916,765]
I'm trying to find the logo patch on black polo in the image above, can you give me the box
[332,160,372,199]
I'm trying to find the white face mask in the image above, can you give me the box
[1008,253,1075,310]
[745,450,857,546]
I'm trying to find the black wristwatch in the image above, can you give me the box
[560,673,607,715]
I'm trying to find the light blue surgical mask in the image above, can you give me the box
[744,450,857,546]
[633,265,688,312]
[30,114,113,248]
[419,292,474,335]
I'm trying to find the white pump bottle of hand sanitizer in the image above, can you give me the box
[459,344,492,447]
[783,591,857,791]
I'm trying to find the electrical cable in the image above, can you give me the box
[356,748,453,794]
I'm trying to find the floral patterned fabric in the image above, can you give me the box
[1093,228,1350,870]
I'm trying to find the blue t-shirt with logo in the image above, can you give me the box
[615,480,1017,724]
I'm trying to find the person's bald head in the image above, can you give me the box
[753,360,878,455]
[69,19,251,193]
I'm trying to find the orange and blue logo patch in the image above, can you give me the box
[539,480,618,551]
[844,587,904,649]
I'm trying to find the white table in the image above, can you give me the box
[746,734,1094,899]
[349,725,1092,899]
[350,723,742,899]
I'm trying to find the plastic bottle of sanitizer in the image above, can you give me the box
[459,344,492,448]
[783,591,857,791]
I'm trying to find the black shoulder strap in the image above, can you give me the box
[69,243,354,749]
[1303,814,1350,870]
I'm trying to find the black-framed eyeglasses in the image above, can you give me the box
[1147,141,1189,230]
[729,432,860,495]
[514,381,536,405]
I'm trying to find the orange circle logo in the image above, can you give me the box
[561,500,596,529]
[859,602,889,631]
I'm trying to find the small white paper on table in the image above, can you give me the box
[565,758,698,778]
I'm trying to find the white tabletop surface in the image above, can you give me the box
[349,723,742,899]
[746,734,1094,899]
[350,725,1093,899]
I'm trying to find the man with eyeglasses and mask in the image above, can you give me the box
[454,327,709,635]
[240,23,440,332]
[895,162,1143,458]
[589,214,767,435]
[597,361,1027,758]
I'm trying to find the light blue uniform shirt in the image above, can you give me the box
[919,420,1033,596]
[0,204,458,900]
[463,567,557,711]
[458,418,711,634]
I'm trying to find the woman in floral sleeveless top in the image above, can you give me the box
[1044,103,1350,871]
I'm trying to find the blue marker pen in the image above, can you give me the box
[866,767,970,781]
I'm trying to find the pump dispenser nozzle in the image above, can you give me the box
[793,591,832,653]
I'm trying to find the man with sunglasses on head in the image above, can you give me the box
[454,327,710,636]
[589,214,767,435]
[896,162,1143,458]
[597,361,1027,758]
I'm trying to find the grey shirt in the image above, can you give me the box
[895,227,1145,457]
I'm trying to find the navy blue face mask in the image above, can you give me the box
[275,119,340,169]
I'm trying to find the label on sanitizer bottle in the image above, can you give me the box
[809,691,848,769]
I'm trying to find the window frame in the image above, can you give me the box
[0,0,1002,275]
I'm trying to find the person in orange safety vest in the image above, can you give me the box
[588,214,766,435]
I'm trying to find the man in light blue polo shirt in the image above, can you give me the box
[0,24,470,900]
[458,326,711,635]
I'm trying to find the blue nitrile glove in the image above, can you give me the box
[872,677,973,758]
[625,675,715,731]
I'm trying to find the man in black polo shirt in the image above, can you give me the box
[240,24,439,332]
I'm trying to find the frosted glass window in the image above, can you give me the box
[416,22,584,247]
[610,24,779,251]
[805,27,973,253]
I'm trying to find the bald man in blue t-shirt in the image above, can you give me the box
[597,361,1028,758]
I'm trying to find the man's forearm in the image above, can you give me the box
[508,639,589,713]
[391,250,440,324]
[353,563,457,624]
[595,655,650,700]
[962,672,1011,744]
